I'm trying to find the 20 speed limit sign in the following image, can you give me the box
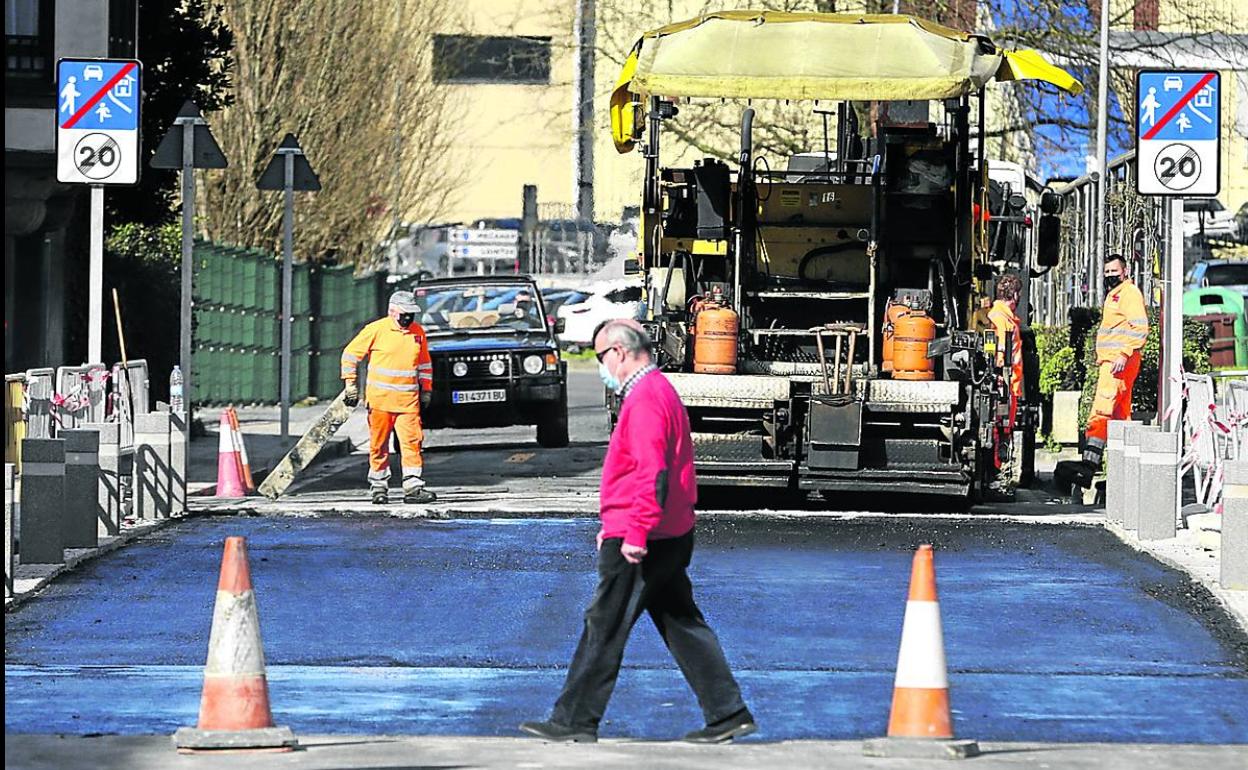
[1136,70,1220,197]
[1151,143,1201,192]
[73,133,124,181]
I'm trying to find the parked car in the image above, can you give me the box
[1185,260,1248,297]
[555,280,644,349]
[408,276,569,447]
[1183,198,1238,241]
[1234,201,1248,244]
[540,287,591,317]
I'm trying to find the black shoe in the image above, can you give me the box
[370,487,389,505]
[403,488,437,504]
[683,709,757,744]
[519,720,597,743]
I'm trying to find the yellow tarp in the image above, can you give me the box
[609,11,1083,152]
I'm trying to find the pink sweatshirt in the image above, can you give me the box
[599,368,697,547]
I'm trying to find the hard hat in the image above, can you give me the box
[388,290,421,313]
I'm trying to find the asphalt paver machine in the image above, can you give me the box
[607,12,1082,501]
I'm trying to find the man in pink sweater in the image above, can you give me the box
[520,319,755,744]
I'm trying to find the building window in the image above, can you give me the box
[433,35,551,85]
[6,0,54,97]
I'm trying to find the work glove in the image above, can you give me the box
[420,389,432,411]
[343,382,360,407]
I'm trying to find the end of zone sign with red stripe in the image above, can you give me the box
[56,58,142,185]
[1136,70,1220,197]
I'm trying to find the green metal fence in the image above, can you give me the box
[191,241,385,405]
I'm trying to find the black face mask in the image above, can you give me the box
[397,312,416,327]
[1103,274,1123,293]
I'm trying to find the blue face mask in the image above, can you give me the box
[598,361,622,393]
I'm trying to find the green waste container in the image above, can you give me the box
[1184,287,1247,367]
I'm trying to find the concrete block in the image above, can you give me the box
[1051,391,1082,445]
[19,438,65,564]
[5,464,14,598]
[1138,431,1180,541]
[60,429,100,549]
[1121,424,1158,532]
[1222,461,1248,590]
[169,411,188,515]
[134,412,172,520]
[83,423,123,536]
[1104,420,1138,525]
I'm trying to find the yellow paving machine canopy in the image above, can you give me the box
[610,11,1083,152]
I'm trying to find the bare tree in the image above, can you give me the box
[199,0,465,268]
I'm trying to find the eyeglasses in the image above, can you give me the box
[595,345,616,363]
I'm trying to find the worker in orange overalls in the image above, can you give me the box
[1069,254,1149,488]
[341,290,436,504]
[987,274,1023,475]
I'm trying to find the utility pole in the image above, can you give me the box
[1093,0,1111,275]
[573,0,596,233]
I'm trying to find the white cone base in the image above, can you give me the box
[173,725,298,752]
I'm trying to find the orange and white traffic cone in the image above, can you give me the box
[215,409,248,498]
[863,545,979,760]
[227,407,256,492]
[174,537,297,752]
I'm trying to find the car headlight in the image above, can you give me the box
[488,358,507,376]
[452,361,468,377]
[522,354,544,375]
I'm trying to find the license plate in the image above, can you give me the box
[452,389,507,404]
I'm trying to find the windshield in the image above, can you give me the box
[1205,263,1248,287]
[414,284,547,333]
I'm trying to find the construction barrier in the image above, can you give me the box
[54,364,108,430]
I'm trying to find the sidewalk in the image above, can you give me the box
[6,735,1246,770]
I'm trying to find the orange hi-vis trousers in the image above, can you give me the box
[367,408,424,492]
[1085,351,1142,443]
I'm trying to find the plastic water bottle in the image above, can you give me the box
[170,365,184,413]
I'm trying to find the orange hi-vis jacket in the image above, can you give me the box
[1095,279,1149,364]
[341,317,434,413]
[987,300,1023,398]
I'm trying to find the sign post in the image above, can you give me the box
[257,135,321,442]
[1136,69,1221,528]
[152,101,228,419]
[56,58,142,363]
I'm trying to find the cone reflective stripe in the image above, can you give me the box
[864,545,978,760]
[888,544,951,738]
[215,410,247,497]
[174,537,296,751]
[227,407,255,492]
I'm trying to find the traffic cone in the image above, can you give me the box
[174,537,297,752]
[227,407,256,492]
[215,409,248,497]
[863,545,979,760]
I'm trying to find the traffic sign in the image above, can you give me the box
[56,58,141,185]
[449,228,520,245]
[1136,70,1220,196]
[450,243,520,260]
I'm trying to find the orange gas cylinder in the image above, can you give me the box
[693,298,739,374]
[892,311,936,381]
[881,301,910,373]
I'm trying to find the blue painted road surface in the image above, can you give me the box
[6,516,1247,742]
